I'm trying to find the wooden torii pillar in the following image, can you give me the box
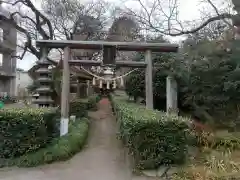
[233,0,240,40]
[36,40,179,136]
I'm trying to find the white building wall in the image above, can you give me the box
[15,71,33,96]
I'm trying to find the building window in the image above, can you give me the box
[0,28,3,42]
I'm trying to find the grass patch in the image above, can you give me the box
[173,150,240,180]
[1,118,89,168]
[172,129,240,179]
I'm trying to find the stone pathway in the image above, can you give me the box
[0,98,152,180]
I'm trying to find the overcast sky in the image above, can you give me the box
[16,0,228,70]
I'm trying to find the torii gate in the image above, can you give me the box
[35,40,179,136]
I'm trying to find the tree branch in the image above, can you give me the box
[0,13,40,57]
[149,13,234,36]
[24,0,53,39]
[205,0,233,28]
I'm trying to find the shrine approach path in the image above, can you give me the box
[0,98,151,180]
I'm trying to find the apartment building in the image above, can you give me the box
[0,3,17,97]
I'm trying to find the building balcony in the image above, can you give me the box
[0,66,16,77]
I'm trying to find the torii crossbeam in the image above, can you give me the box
[36,40,179,136]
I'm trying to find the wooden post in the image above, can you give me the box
[86,80,90,96]
[60,47,70,136]
[166,75,178,114]
[145,50,153,109]
[233,2,240,39]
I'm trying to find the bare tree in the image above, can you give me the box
[1,0,54,63]
[1,0,238,63]
[0,0,110,63]
[122,0,235,37]
[42,0,109,41]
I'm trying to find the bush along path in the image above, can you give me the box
[111,94,190,178]
[0,98,151,180]
[0,96,98,168]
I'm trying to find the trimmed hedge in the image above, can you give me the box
[87,95,101,110]
[0,108,60,158]
[111,95,189,169]
[70,99,88,118]
[69,95,100,117]
[1,118,89,167]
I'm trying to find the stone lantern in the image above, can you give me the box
[101,67,115,89]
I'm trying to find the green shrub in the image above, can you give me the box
[69,99,88,118]
[43,108,61,139]
[87,94,100,110]
[2,118,89,167]
[95,94,101,102]
[70,95,99,117]
[0,108,60,158]
[111,95,189,169]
